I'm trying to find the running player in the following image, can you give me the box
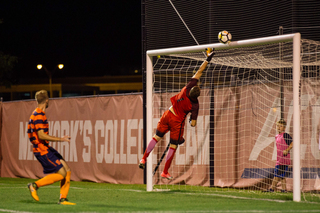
[27,90,76,205]
[139,49,215,179]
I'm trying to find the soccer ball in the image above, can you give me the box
[218,30,232,44]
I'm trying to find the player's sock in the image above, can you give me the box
[142,137,158,160]
[163,147,176,174]
[35,173,64,187]
[60,171,71,199]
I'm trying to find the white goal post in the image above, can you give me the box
[146,33,301,202]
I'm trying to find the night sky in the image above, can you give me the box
[0,1,141,79]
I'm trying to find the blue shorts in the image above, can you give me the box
[274,165,288,178]
[34,147,64,174]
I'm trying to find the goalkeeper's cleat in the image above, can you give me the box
[58,198,76,205]
[28,183,39,201]
[139,159,146,169]
[161,172,173,180]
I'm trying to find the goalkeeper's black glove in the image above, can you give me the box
[206,48,215,62]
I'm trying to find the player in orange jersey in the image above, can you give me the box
[27,90,76,205]
[139,49,215,180]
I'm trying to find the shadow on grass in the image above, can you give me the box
[20,199,59,205]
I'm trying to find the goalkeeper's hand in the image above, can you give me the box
[206,48,215,62]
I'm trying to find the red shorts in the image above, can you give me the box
[156,110,185,145]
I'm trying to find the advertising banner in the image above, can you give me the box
[0,95,144,184]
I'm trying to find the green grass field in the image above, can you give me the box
[1,177,320,213]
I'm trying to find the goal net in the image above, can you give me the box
[146,33,320,202]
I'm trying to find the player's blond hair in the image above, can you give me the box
[190,86,200,99]
[277,119,287,126]
[35,90,48,104]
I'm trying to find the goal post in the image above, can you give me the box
[292,33,301,202]
[146,33,301,201]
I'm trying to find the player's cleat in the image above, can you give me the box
[265,188,274,192]
[161,172,173,180]
[281,190,287,193]
[58,198,76,205]
[139,159,146,169]
[28,183,39,201]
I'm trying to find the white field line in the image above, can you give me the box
[0,209,36,213]
[79,211,320,213]
[2,210,320,213]
[2,185,320,205]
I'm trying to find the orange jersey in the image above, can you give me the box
[27,108,50,155]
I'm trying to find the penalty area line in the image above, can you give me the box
[0,209,36,213]
[172,191,287,203]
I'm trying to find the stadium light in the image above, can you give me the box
[37,64,64,98]
[58,64,64,69]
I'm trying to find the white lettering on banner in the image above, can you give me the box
[250,94,315,161]
[18,122,35,160]
[195,115,210,165]
[18,117,209,164]
[120,120,126,164]
[105,120,114,164]
[201,115,210,165]
[249,98,279,161]
[69,121,79,162]
[114,120,119,164]
[48,121,55,149]
[175,116,209,165]
[16,93,320,167]
[82,120,92,162]
[61,121,70,161]
[186,118,197,165]
[52,121,61,152]
[95,120,104,163]
[18,122,27,160]
[127,119,138,164]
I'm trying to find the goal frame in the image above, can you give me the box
[146,33,301,202]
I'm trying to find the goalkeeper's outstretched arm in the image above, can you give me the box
[192,49,215,80]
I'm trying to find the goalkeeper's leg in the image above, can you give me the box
[161,144,177,180]
[161,123,184,180]
[139,110,170,169]
[139,135,162,169]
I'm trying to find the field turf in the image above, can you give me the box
[0,177,320,212]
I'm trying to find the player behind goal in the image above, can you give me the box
[267,119,293,192]
[139,49,215,179]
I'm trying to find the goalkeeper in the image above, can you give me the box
[139,49,215,180]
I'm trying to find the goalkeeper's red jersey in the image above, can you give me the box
[27,108,50,155]
[170,78,199,122]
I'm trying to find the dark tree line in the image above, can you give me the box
[0,19,18,88]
